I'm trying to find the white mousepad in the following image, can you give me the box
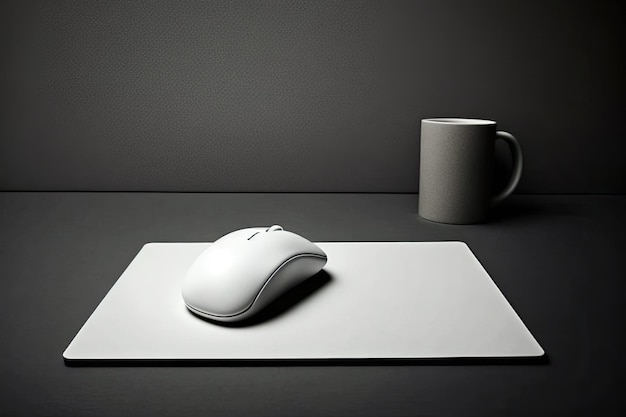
[63,242,544,362]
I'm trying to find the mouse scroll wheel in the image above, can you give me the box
[266,225,283,232]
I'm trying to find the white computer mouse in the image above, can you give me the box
[182,225,327,322]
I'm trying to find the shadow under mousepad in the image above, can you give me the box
[63,242,544,363]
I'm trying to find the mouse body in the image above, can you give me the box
[182,225,327,322]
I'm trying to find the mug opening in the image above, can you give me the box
[423,118,496,125]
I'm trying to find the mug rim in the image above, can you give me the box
[422,118,496,125]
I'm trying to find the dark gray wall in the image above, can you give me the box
[1,1,624,192]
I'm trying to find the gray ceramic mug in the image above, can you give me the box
[418,118,523,224]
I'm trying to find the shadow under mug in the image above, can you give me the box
[418,118,523,224]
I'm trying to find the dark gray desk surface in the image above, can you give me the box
[1,192,624,416]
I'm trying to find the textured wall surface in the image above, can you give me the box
[1,1,624,192]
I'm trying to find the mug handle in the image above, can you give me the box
[492,131,523,205]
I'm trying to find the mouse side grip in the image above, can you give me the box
[241,255,327,320]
